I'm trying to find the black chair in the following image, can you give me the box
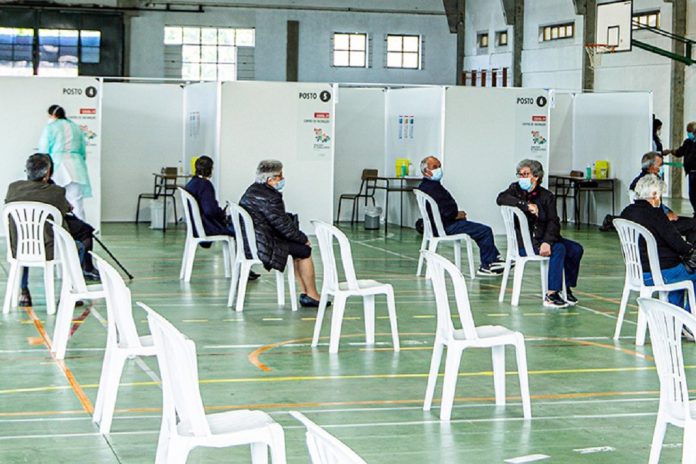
[336,169,379,224]
[135,167,179,230]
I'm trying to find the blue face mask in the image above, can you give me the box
[688,132,695,141]
[274,179,286,191]
[430,168,443,182]
[658,166,665,178]
[518,177,533,191]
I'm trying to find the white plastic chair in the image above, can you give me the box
[311,221,400,354]
[91,253,156,434]
[422,250,531,422]
[637,297,696,464]
[50,221,106,360]
[414,189,476,279]
[289,411,367,464]
[226,202,297,312]
[178,187,234,283]
[498,205,564,306]
[141,303,287,464]
[2,201,62,315]
[613,218,696,346]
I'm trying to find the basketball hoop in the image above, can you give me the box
[585,43,617,69]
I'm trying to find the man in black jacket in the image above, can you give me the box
[497,159,584,308]
[620,174,696,311]
[672,121,696,216]
[239,160,323,307]
[417,156,505,276]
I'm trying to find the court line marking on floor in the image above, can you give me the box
[352,240,418,261]
[22,306,93,415]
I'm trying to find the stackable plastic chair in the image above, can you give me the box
[637,298,696,464]
[498,205,564,306]
[50,221,105,360]
[289,411,366,464]
[142,303,287,464]
[422,251,531,422]
[227,203,297,312]
[2,202,62,315]
[178,187,234,282]
[311,221,400,354]
[613,219,696,346]
[414,190,476,279]
[91,254,156,434]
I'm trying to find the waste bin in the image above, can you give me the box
[150,200,175,230]
[364,206,382,230]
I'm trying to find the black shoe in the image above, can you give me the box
[543,292,568,308]
[299,293,330,308]
[75,300,85,307]
[477,264,504,276]
[199,242,212,249]
[683,326,695,342]
[566,289,578,306]
[83,270,101,282]
[18,288,32,307]
[248,271,261,281]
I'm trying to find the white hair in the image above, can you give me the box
[255,159,283,183]
[420,156,439,174]
[634,174,665,200]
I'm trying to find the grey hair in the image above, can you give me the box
[634,174,665,200]
[420,156,438,174]
[26,153,51,181]
[255,159,283,183]
[641,151,661,170]
[516,159,544,183]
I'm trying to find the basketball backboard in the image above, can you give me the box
[596,0,633,52]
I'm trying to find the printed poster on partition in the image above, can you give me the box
[514,90,549,163]
[296,86,334,159]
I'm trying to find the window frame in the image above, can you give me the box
[331,32,368,68]
[477,32,489,49]
[385,33,422,70]
[495,30,508,47]
[632,10,660,30]
[539,22,575,43]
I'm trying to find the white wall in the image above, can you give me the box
[183,82,220,189]
[217,81,335,232]
[101,82,183,222]
[548,91,575,175]
[333,87,386,222]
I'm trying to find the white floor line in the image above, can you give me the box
[576,304,637,326]
[353,240,418,261]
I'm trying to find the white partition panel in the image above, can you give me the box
[384,87,444,228]
[0,77,102,231]
[444,86,550,234]
[334,87,386,222]
[573,92,652,223]
[548,91,574,176]
[183,82,220,189]
[217,81,335,232]
[102,82,183,222]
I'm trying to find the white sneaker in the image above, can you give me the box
[543,292,569,308]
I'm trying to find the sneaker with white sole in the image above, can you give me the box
[543,292,568,308]
[477,264,504,276]
[565,289,578,306]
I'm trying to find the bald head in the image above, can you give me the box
[420,156,441,177]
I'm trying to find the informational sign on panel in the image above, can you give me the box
[297,87,334,159]
[514,91,550,163]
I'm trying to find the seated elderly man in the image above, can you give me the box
[417,155,505,276]
[239,159,325,307]
[630,151,696,243]
[621,174,696,312]
[185,156,260,280]
[497,159,584,308]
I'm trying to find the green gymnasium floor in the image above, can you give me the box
[0,218,692,463]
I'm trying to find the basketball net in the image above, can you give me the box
[584,43,617,69]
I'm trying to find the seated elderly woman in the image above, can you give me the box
[496,159,584,309]
[239,159,324,308]
[620,174,696,311]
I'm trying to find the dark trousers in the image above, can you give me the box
[445,219,500,267]
[673,216,696,244]
[521,238,584,292]
[689,172,696,216]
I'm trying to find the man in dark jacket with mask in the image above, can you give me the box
[497,159,584,308]
[673,121,696,216]
[239,159,323,307]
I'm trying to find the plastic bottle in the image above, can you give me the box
[178,160,184,175]
[585,165,591,180]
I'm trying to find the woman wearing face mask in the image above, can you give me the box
[497,159,584,308]
[239,159,324,307]
[620,174,696,311]
[38,104,91,221]
[673,121,696,216]
[652,118,673,157]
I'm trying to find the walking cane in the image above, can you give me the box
[92,233,134,280]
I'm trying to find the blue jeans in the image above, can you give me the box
[644,263,696,312]
[20,240,86,290]
[445,219,500,267]
[520,238,584,292]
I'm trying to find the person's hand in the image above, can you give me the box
[456,211,467,220]
[667,211,679,221]
[528,203,539,216]
[539,242,551,257]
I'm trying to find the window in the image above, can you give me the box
[386,34,421,69]
[633,11,660,30]
[540,23,574,42]
[496,30,508,47]
[164,26,255,81]
[332,33,367,67]
[477,32,489,48]
[0,27,34,76]
[0,27,101,77]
